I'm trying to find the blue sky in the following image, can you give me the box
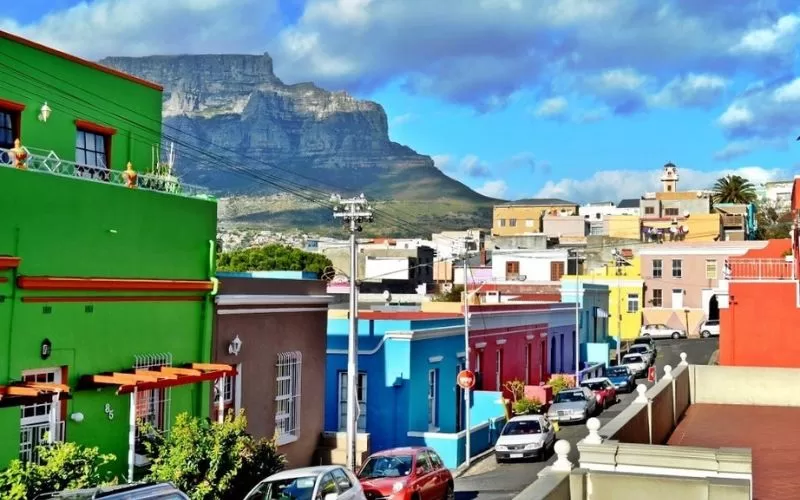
[3,0,800,202]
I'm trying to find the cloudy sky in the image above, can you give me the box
[4,0,799,201]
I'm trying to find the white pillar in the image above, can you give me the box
[217,375,226,424]
[128,388,137,483]
[47,392,58,444]
[552,440,574,471]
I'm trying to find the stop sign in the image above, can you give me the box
[457,370,476,389]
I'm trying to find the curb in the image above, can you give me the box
[452,447,496,478]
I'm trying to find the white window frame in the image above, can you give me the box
[20,368,64,463]
[427,369,438,431]
[652,259,662,278]
[275,351,302,446]
[214,362,242,420]
[524,344,531,385]
[495,350,503,390]
[337,371,367,432]
[627,293,639,313]
[652,289,663,308]
[672,259,682,279]
[705,259,717,280]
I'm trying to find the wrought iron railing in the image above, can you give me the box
[20,420,65,463]
[1,146,209,199]
[726,258,796,280]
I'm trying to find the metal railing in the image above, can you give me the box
[1,146,210,199]
[721,214,744,227]
[727,258,796,280]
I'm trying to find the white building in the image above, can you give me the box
[757,180,794,212]
[491,249,571,282]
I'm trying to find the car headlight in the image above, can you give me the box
[619,381,628,386]
[392,482,404,494]
[524,443,541,450]
[571,408,585,415]
[495,445,507,451]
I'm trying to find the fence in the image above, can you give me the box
[727,258,795,280]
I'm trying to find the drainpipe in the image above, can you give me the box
[5,227,21,382]
[198,240,219,417]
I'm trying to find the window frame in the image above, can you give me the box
[627,293,639,313]
[337,371,367,432]
[275,351,302,446]
[705,259,717,280]
[652,289,663,307]
[495,349,503,390]
[664,207,680,216]
[74,119,116,179]
[652,259,662,279]
[672,259,682,279]
[213,362,242,421]
[0,98,24,151]
[427,369,439,431]
[20,367,65,463]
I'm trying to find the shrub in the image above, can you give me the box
[512,397,543,415]
[502,378,526,402]
[546,374,574,396]
[143,411,286,500]
[0,441,116,499]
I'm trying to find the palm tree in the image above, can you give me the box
[712,175,757,204]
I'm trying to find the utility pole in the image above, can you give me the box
[458,231,475,469]
[332,193,373,471]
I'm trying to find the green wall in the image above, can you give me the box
[0,33,162,172]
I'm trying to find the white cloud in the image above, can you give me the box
[459,155,491,178]
[649,73,728,108]
[476,179,509,199]
[731,14,800,55]
[535,166,787,203]
[534,97,568,118]
[717,77,800,143]
[432,154,452,171]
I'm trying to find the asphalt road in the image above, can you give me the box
[454,337,719,500]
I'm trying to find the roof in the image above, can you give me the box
[0,30,163,91]
[581,377,612,384]
[498,198,577,207]
[265,465,344,481]
[617,199,640,209]
[357,311,461,320]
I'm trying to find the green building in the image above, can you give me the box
[0,30,229,480]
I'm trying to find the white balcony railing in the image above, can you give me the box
[1,146,208,198]
[727,258,796,280]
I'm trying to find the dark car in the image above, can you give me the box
[605,365,635,393]
[632,336,657,355]
[35,483,189,499]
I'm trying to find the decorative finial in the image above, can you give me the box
[123,161,138,188]
[552,440,573,471]
[663,365,673,380]
[584,417,602,444]
[10,138,28,170]
[634,383,648,403]
[679,352,688,366]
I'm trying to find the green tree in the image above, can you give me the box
[755,200,792,240]
[431,285,464,302]
[143,411,285,500]
[0,441,116,499]
[712,175,757,204]
[216,244,333,278]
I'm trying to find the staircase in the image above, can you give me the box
[314,431,371,467]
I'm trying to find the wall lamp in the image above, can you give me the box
[38,102,51,122]
[228,335,242,356]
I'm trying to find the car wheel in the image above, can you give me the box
[444,482,454,500]
[671,332,680,339]
[701,330,710,338]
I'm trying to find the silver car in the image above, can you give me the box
[35,483,189,499]
[546,387,598,424]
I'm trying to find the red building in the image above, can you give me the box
[718,177,800,367]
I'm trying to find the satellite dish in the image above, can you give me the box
[382,290,392,302]
[517,275,527,281]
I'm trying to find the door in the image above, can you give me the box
[540,339,546,383]
[427,451,449,499]
[316,473,338,500]
[331,467,356,500]
[672,289,683,309]
[455,361,464,432]
[550,261,565,281]
[524,344,531,385]
[414,452,438,500]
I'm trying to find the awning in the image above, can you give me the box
[80,363,236,395]
[0,381,71,408]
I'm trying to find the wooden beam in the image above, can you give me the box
[111,372,161,383]
[90,375,132,386]
[22,382,71,393]
[135,369,178,380]
[6,386,39,397]
[161,367,202,376]
[191,363,236,373]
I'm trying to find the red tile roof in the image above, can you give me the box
[668,403,800,500]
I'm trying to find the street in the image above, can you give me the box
[454,338,719,500]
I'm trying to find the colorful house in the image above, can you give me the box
[561,253,643,342]
[559,282,611,367]
[0,30,224,480]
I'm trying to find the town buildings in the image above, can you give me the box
[559,283,610,365]
[755,180,794,212]
[490,249,581,282]
[212,273,333,466]
[492,199,579,236]
[0,30,225,479]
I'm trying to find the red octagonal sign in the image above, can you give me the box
[457,369,476,390]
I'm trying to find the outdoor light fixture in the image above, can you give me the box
[70,412,85,423]
[38,102,51,122]
[228,335,242,356]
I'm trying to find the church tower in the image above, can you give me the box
[661,162,678,192]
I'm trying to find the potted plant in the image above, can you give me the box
[512,397,543,415]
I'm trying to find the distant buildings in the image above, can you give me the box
[492,198,579,236]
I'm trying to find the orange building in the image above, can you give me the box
[717,177,800,367]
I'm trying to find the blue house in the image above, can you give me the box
[559,282,611,369]
[325,312,505,469]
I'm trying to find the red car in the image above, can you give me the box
[357,446,454,500]
[580,377,618,409]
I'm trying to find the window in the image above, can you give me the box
[525,219,534,227]
[427,369,439,430]
[134,354,171,458]
[672,259,682,278]
[652,259,662,278]
[416,452,433,474]
[428,451,445,470]
[652,289,663,307]
[318,473,337,498]
[524,344,531,385]
[275,351,302,444]
[664,208,679,216]
[705,259,717,279]
[627,294,639,313]
[75,128,111,180]
[338,371,366,431]
[213,363,241,421]
[331,468,352,492]
[509,218,517,227]
[645,206,655,215]
[20,368,64,463]
[505,261,520,280]
[550,261,565,281]
[498,218,506,227]
[495,350,503,390]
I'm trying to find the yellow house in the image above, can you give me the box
[492,198,578,235]
[562,254,643,341]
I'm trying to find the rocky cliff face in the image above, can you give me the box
[101,53,483,201]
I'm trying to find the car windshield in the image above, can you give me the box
[554,391,585,403]
[623,355,643,363]
[633,338,651,345]
[581,381,608,391]
[607,367,629,377]
[629,345,648,353]
[244,476,317,500]
[358,455,413,479]
[502,420,542,435]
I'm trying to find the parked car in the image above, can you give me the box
[580,377,618,409]
[700,319,720,338]
[35,483,189,499]
[494,415,556,462]
[546,387,598,424]
[627,344,655,366]
[605,365,635,393]
[357,446,453,500]
[632,336,657,356]
[246,465,366,500]
[640,323,687,339]
[620,353,648,378]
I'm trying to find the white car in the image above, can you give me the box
[627,344,655,365]
[620,353,647,378]
[640,323,686,339]
[700,319,720,338]
[245,465,366,500]
[495,415,556,462]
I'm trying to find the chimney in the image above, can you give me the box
[480,248,487,266]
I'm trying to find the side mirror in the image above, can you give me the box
[324,494,338,500]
